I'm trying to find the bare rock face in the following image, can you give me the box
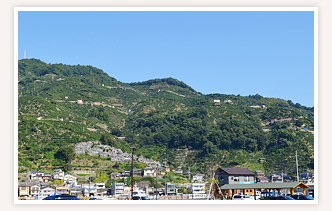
[74,141,160,167]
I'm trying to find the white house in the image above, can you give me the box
[189,183,206,194]
[18,184,30,197]
[224,100,233,104]
[52,169,64,180]
[143,167,156,177]
[30,185,40,196]
[192,174,204,183]
[40,187,55,197]
[64,174,77,186]
[27,171,44,181]
[111,183,125,196]
[36,116,44,120]
[213,99,221,105]
[94,183,106,189]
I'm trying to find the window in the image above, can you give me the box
[234,176,239,181]
[244,176,249,181]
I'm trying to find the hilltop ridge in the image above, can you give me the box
[18,59,314,177]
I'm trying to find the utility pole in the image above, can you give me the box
[163,159,167,197]
[130,146,136,200]
[296,151,299,182]
[155,165,158,200]
[88,177,91,197]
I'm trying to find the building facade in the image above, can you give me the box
[111,183,125,196]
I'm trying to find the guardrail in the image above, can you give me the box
[18,194,209,200]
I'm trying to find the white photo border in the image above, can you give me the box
[14,6,318,205]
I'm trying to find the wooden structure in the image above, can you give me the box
[217,182,310,200]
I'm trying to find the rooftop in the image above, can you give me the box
[220,182,310,190]
[218,167,255,176]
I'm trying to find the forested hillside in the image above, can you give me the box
[18,59,314,177]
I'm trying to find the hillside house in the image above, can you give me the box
[174,168,183,174]
[255,170,264,177]
[189,183,206,194]
[256,176,269,183]
[192,174,204,183]
[69,187,84,197]
[30,185,40,196]
[224,100,233,104]
[267,174,283,183]
[213,99,221,105]
[143,167,156,177]
[40,187,55,197]
[63,174,77,186]
[40,182,51,189]
[77,99,83,104]
[52,169,64,180]
[18,184,30,197]
[133,169,143,177]
[165,183,176,195]
[55,186,70,194]
[111,183,125,196]
[215,167,255,185]
[121,171,130,179]
[27,171,44,181]
[42,175,53,183]
[215,167,255,196]
[110,172,121,179]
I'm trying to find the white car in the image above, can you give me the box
[232,194,254,200]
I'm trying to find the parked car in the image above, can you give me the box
[254,191,261,200]
[132,196,150,200]
[88,197,103,200]
[232,194,254,200]
[290,194,314,200]
[270,196,295,200]
[42,194,80,200]
[260,192,279,200]
[232,195,244,200]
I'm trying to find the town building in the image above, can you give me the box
[133,169,143,177]
[52,169,64,180]
[189,183,206,194]
[215,167,255,185]
[18,184,30,197]
[30,184,40,196]
[55,186,70,194]
[27,171,44,181]
[215,167,255,196]
[111,183,125,196]
[63,174,77,186]
[213,99,221,105]
[143,167,157,177]
[224,100,233,104]
[192,174,204,183]
[165,183,176,195]
[40,187,55,197]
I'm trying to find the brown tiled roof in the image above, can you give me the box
[219,167,255,176]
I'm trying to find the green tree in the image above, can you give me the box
[54,146,75,163]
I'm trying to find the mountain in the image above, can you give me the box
[18,59,314,177]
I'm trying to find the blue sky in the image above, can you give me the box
[18,11,314,107]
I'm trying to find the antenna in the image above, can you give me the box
[24,49,26,59]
